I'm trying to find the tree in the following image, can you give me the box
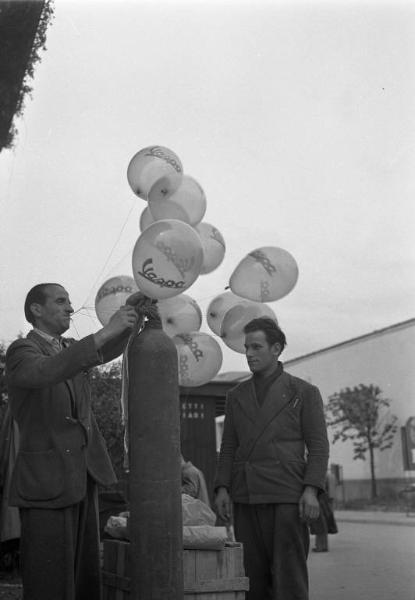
[90,361,125,480]
[326,383,398,500]
[0,0,54,150]
[0,342,8,428]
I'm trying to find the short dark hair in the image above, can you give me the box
[243,317,287,351]
[24,283,62,325]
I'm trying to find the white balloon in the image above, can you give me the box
[127,146,183,199]
[148,175,206,226]
[95,275,139,326]
[174,332,223,387]
[206,291,245,336]
[220,302,277,354]
[139,206,155,232]
[158,294,202,337]
[196,222,226,274]
[146,171,182,204]
[132,219,204,300]
[229,246,299,302]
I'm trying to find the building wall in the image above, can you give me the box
[285,320,415,487]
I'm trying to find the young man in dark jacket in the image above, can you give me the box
[214,317,329,600]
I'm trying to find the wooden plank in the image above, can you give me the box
[102,571,131,592]
[183,549,197,587]
[116,542,127,600]
[195,549,218,581]
[184,577,250,593]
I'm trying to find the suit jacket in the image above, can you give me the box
[6,330,129,509]
[214,367,329,504]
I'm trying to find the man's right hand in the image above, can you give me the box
[94,305,138,349]
[214,487,231,523]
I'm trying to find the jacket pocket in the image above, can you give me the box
[16,449,64,501]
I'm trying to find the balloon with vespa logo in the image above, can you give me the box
[196,222,226,274]
[132,219,204,300]
[206,291,245,336]
[95,275,139,326]
[174,332,223,387]
[229,246,299,302]
[220,301,278,353]
[148,174,206,226]
[158,294,202,338]
[139,206,155,232]
[127,146,183,200]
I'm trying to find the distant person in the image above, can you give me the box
[181,454,210,505]
[214,317,329,600]
[0,406,20,571]
[5,283,145,600]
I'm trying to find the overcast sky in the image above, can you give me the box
[1,0,414,372]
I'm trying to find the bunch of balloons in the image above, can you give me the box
[95,146,225,386]
[94,144,300,385]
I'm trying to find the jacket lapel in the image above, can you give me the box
[27,331,76,409]
[235,379,259,424]
[259,371,297,425]
[237,371,298,460]
[27,330,56,356]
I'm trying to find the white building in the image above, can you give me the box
[285,318,415,500]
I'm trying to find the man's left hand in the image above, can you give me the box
[125,291,148,308]
[299,486,320,522]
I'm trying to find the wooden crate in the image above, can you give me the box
[102,539,249,599]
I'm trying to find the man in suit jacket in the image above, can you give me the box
[5,282,142,600]
[214,318,329,600]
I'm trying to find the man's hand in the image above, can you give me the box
[126,292,159,320]
[107,305,138,333]
[125,291,148,308]
[299,486,320,522]
[214,487,231,523]
[94,305,138,349]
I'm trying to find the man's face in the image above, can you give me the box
[31,285,74,336]
[245,330,280,374]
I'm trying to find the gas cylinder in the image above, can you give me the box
[127,313,183,599]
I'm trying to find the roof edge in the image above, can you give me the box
[285,317,415,366]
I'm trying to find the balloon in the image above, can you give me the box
[229,246,299,302]
[174,332,223,387]
[127,146,183,199]
[139,206,155,232]
[95,275,139,326]
[158,294,202,338]
[206,291,245,336]
[146,171,182,204]
[148,175,206,226]
[132,219,204,300]
[220,301,277,354]
[196,222,226,274]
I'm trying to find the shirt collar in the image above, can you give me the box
[32,328,64,352]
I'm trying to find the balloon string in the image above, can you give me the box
[79,201,137,311]
[69,315,82,340]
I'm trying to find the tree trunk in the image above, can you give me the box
[368,443,377,500]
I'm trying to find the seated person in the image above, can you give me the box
[181,455,210,505]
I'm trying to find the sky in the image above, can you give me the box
[1,0,415,373]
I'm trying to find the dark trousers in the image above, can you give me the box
[19,477,101,600]
[233,503,310,600]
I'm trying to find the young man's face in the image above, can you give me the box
[245,330,281,374]
[31,285,74,336]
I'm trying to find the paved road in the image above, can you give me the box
[1,517,414,599]
[309,521,415,600]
